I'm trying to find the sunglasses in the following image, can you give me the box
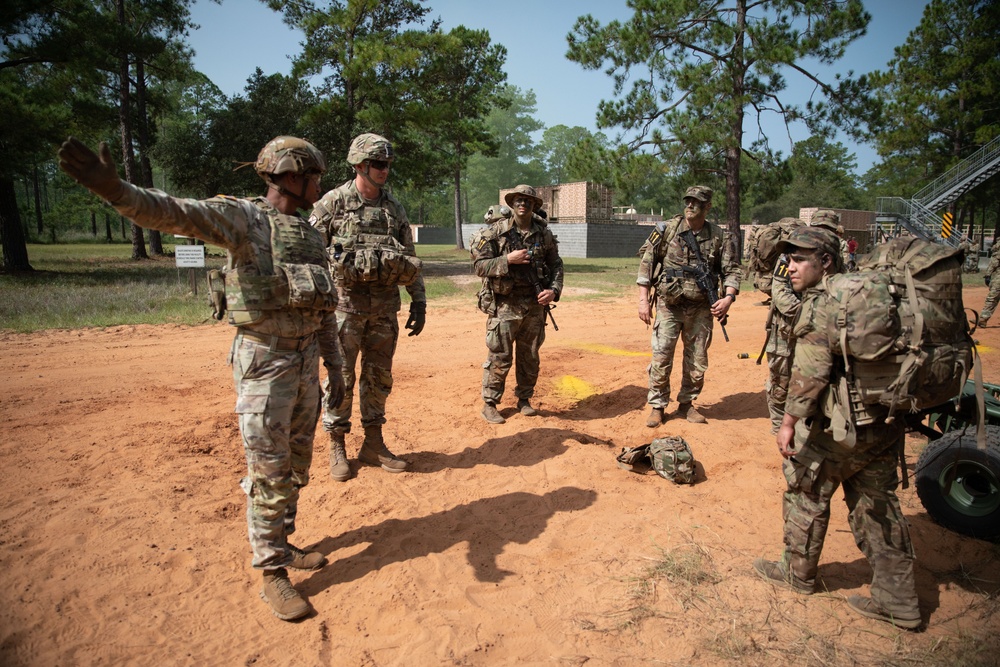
[367,160,390,171]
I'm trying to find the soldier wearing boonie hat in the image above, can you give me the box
[755,222,921,631]
[472,184,564,424]
[636,184,742,426]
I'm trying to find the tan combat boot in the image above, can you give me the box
[678,402,707,424]
[645,406,665,428]
[358,425,408,472]
[481,402,506,424]
[517,398,537,416]
[260,568,310,621]
[288,543,326,571]
[329,432,350,482]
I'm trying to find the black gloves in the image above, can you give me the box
[405,301,426,337]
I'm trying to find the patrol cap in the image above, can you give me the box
[809,209,840,232]
[776,226,840,258]
[683,185,713,202]
[503,184,543,211]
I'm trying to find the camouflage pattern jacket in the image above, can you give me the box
[785,286,835,421]
[637,215,742,305]
[471,215,564,303]
[106,184,343,364]
[765,257,801,357]
[310,180,426,316]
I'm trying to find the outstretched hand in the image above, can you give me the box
[58,137,124,201]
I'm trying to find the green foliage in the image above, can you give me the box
[566,0,872,231]
[464,85,546,218]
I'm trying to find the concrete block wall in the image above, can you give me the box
[460,222,650,258]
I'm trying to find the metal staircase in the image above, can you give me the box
[875,135,1000,247]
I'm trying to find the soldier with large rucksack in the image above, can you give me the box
[754,225,975,631]
[747,217,804,295]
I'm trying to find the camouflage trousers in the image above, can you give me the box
[322,310,398,434]
[231,331,321,570]
[981,277,1000,321]
[781,419,918,617]
[648,300,714,407]
[765,352,791,433]
[482,297,546,404]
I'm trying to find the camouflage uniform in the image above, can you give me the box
[311,179,425,436]
[763,257,800,433]
[979,249,1000,325]
[105,186,343,571]
[778,283,919,620]
[472,214,564,405]
[637,211,742,409]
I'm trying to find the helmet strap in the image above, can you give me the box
[357,163,383,194]
[265,174,310,210]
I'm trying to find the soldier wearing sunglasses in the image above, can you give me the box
[310,133,427,481]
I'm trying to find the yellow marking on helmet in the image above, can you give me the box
[977,345,993,353]
[570,343,647,357]
[555,375,597,400]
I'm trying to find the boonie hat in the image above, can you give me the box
[504,184,543,210]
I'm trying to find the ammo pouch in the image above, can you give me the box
[336,234,422,287]
[281,263,338,311]
[207,269,226,321]
[656,274,685,306]
[477,284,496,315]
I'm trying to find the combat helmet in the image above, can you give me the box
[255,136,326,178]
[347,133,394,166]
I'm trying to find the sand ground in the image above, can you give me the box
[1,284,998,666]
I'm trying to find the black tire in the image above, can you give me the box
[915,426,1000,541]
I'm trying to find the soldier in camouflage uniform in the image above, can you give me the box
[754,226,921,631]
[761,215,844,434]
[637,185,741,426]
[978,242,1000,327]
[58,136,347,622]
[310,133,426,480]
[472,184,564,424]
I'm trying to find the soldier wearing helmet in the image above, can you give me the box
[58,135,345,622]
[470,184,564,424]
[637,185,742,427]
[310,133,426,479]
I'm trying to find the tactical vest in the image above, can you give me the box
[216,198,339,327]
[328,200,421,287]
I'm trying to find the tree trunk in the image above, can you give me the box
[91,211,97,236]
[105,212,113,243]
[453,164,464,250]
[725,0,747,240]
[135,58,162,255]
[0,176,33,272]
[32,164,43,236]
[120,215,127,240]
[117,0,146,261]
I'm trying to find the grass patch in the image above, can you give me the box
[619,543,721,630]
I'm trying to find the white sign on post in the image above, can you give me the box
[175,245,206,268]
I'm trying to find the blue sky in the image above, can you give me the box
[187,0,930,175]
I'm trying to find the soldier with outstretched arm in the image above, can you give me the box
[58,136,345,622]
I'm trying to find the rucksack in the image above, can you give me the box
[822,237,974,424]
[749,218,804,294]
[615,437,697,484]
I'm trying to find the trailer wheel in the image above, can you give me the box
[915,426,1000,541]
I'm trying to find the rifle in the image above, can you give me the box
[504,226,559,331]
[678,230,729,343]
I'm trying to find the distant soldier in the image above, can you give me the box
[58,135,346,622]
[978,243,1000,327]
[310,133,426,480]
[637,185,741,426]
[472,184,564,424]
